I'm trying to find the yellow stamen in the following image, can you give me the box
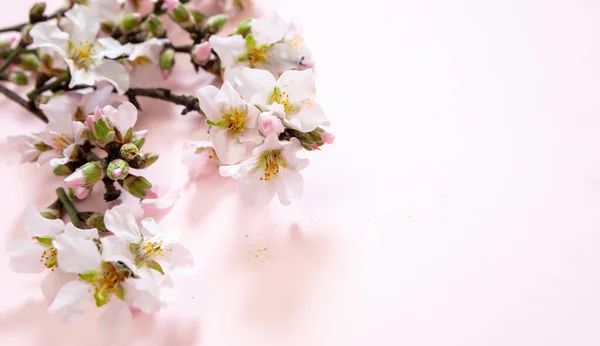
[222,107,247,134]
[54,134,70,150]
[70,40,96,69]
[137,236,167,262]
[41,247,58,269]
[248,45,270,67]
[259,150,284,181]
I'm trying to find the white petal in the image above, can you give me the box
[29,21,69,52]
[54,234,102,274]
[63,223,99,239]
[238,171,277,206]
[65,4,100,44]
[161,243,194,269]
[107,102,138,135]
[48,280,91,323]
[232,67,276,104]
[6,239,45,273]
[99,236,137,275]
[196,85,221,122]
[104,205,142,243]
[98,300,132,345]
[81,82,113,114]
[215,81,246,110]
[219,157,258,180]
[123,272,162,313]
[140,218,162,236]
[98,301,132,344]
[23,205,65,237]
[251,13,291,44]
[210,127,247,165]
[141,186,181,210]
[277,69,315,103]
[95,59,130,94]
[41,94,80,132]
[275,169,304,206]
[67,60,96,88]
[72,121,86,144]
[41,270,77,302]
[288,103,328,132]
[37,150,61,166]
[208,35,245,69]
[96,37,132,59]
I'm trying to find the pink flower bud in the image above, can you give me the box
[136,0,155,17]
[164,0,179,10]
[193,42,211,63]
[74,186,90,200]
[145,188,159,199]
[162,70,170,80]
[64,169,86,188]
[135,129,149,138]
[311,143,320,151]
[320,131,335,144]
[112,168,123,179]
[258,112,284,136]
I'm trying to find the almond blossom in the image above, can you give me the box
[30,4,132,93]
[220,134,308,205]
[182,140,221,180]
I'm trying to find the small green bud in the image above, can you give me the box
[82,212,106,232]
[121,175,152,198]
[21,24,33,45]
[159,48,175,76]
[53,164,72,176]
[0,39,12,54]
[233,18,252,36]
[40,200,62,220]
[19,53,41,71]
[132,133,146,149]
[107,159,129,181]
[120,143,138,160]
[172,3,191,23]
[29,2,46,23]
[76,161,104,185]
[121,14,138,32]
[8,72,28,86]
[128,152,159,169]
[146,15,166,37]
[191,11,205,24]
[205,14,228,34]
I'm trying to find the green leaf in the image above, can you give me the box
[245,35,256,51]
[35,236,53,246]
[147,261,165,275]
[79,270,100,282]
[115,285,125,300]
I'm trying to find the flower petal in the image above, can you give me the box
[182,141,219,180]
[41,94,80,133]
[81,82,113,114]
[99,236,137,275]
[238,170,277,206]
[95,59,130,94]
[104,205,142,243]
[122,271,162,313]
[161,243,194,269]
[208,35,245,69]
[6,239,45,273]
[23,205,65,237]
[64,4,100,45]
[54,234,102,274]
[67,59,96,88]
[63,223,98,240]
[29,21,69,52]
[96,37,132,59]
[210,127,247,165]
[41,270,77,302]
[107,102,138,135]
[277,69,315,103]
[275,169,304,206]
[215,81,246,110]
[98,300,132,345]
[48,280,91,323]
[196,85,221,122]
[230,67,276,105]
[251,13,290,44]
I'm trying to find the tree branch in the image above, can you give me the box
[0,84,48,122]
[0,7,70,33]
[125,88,202,115]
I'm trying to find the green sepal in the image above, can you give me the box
[93,118,111,140]
[115,285,125,300]
[129,243,138,255]
[53,164,72,176]
[245,35,256,51]
[123,128,133,143]
[94,292,108,307]
[35,236,53,246]
[134,257,144,267]
[147,261,165,275]
[206,119,224,127]
[191,11,205,23]
[79,270,100,282]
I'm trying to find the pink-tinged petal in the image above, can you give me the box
[72,121,86,144]
[73,186,90,200]
[29,21,69,52]
[196,85,221,122]
[161,243,194,269]
[63,223,98,240]
[182,141,220,180]
[275,169,304,206]
[99,236,138,276]
[258,112,284,136]
[95,59,131,94]
[41,94,80,133]
[64,169,86,188]
[277,69,315,103]
[108,192,145,221]
[122,271,162,313]
[141,186,181,210]
[238,170,277,206]
[136,0,155,16]
[41,270,77,303]
[108,101,137,134]
[193,41,211,62]
[215,81,246,109]
[6,239,45,273]
[37,131,63,150]
[37,149,61,166]
[48,281,91,323]
[66,59,96,88]
[231,67,276,104]
[250,13,291,45]
[135,129,149,138]
[7,134,35,152]
[53,234,102,274]
[320,131,335,144]
[64,4,100,44]
[98,300,133,345]
[82,82,113,114]
[104,205,142,243]
[23,205,65,238]
[210,127,247,165]
[164,0,179,10]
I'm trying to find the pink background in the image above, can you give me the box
[2,0,600,345]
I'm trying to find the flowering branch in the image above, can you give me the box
[0,5,70,33]
[0,84,47,121]
[55,187,82,228]
[125,88,201,115]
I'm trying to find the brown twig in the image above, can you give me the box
[0,84,48,122]
[0,7,70,33]
[125,88,202,115]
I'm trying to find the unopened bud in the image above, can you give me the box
[33,140,51,152]
[121,175,152,198]
[8,72,28,86]
[107,159,129,180]
[40,200,62,220]
[234,18,252,36]
[159,48,175,78]
[258,112,284,136]
[21,24,33,45]
[191,42,211,64]
[29,2,46,23]
[64,161,104,188]
[319,131,335,144]
[146,15,166,37]
[0,39,12,54]
[19,53,41,71]
[205,14,228,34]
[53,164,72,176]
[101,20,116,34]
[121,14,138,32]
[82,212,106,232]
[128,152,159,169]
[72,186,91,200]
[120,143,138,160]
[132,130,147,149]
[171,3,190,23]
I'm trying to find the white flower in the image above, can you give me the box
[220,134,308,205]
[7,134,43,163]
[6,206,96,301]
[102,205,194,277]
[100,101,139,137]
[181,140,220,180]
[197,82,262,165]
[127,38,168,68]
[209,13,310,76]
[30,4,132,93]
[231,67,328,132]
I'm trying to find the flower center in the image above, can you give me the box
[258,150,285,181]
[54,134,70,150]
[247,45,270,67]
[137,237,165,262]
[39,246,58,269]
[268,88,298,115]
[222,107,247,134]
[70,40,96,69]
[90,263,126,306]
[288,34,304,51]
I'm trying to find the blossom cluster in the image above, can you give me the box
[1,0,332,341]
